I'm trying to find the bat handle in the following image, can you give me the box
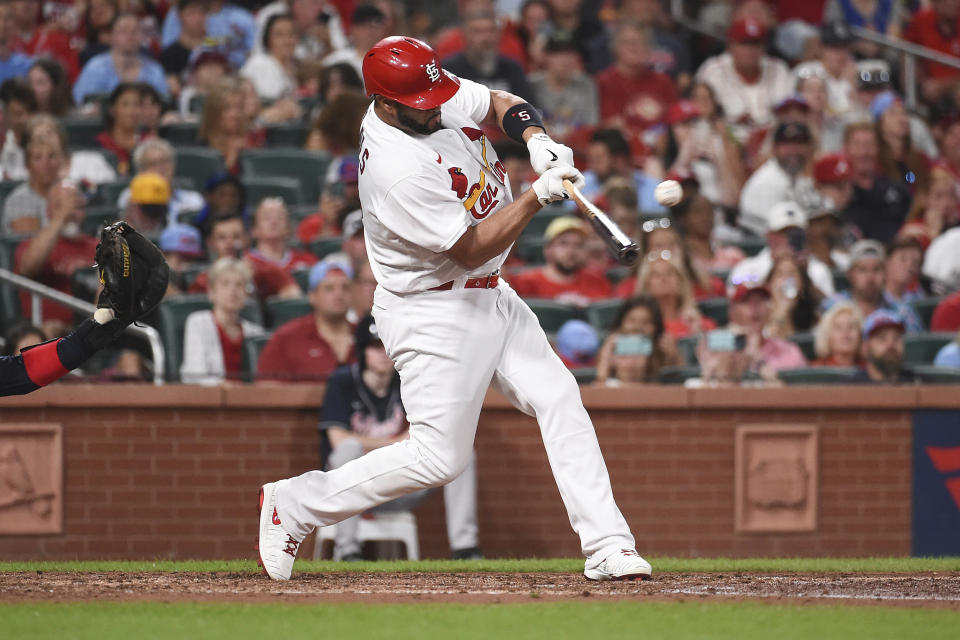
[561,178,582,209]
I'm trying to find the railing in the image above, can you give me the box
[668,0,960,110]
[0,267,165,385]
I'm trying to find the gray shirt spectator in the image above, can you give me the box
[1,183,46,235]
[528,35,598,141]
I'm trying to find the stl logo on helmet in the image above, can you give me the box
[425,62,440,82]
[448,167,500,220]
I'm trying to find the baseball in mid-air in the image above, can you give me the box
[654,180,683,207]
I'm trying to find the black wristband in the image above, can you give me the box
[502,103,545,143]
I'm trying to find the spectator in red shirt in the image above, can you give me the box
[180,257,266,385]
[14,181,98,324]
[905,0,960,103]
[433,0,527,67]
[932,291,960,331]
[594,20,677,145]
[96,82,153,177]
[510,217,613,306]
[248,197,317,275]
[9,0,79,81]
[257,258,356,382]
[190,213,302,301]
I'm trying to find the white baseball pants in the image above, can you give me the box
[276,281,635,561]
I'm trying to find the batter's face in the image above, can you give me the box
[380,97,442,135]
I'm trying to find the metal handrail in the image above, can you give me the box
[668,1,960,110]
[0,267,165,385]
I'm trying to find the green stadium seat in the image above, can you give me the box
[188,94,205,114]
[570,367,597,384]
[910,296,941,329]
[244,176,303,206]
[523,299,580,333]
[266,296,312,328]
[97,180,130,206]
[177,209,203,227]
[788,332,816,361]
[697,297,729,326]
[308,237,342,259]
[606,266,631,286]
[153,294,263,382]
[832,270,850,292]
[159,122,200,145]
[903,332,954,365]
[241,149,331,205]
[0,235,25,331]
[175,147,226,192]
[82,207,121,236]
[585,299,624,332]
[180,263,210,289]
[62,118,102,148]
[516,237,545,264]
[521,209,564,240]
[291,268,310,292]
[675,335,700,365]
[732,236,766,257]
[265,123,309,148]
[658,365,701,384]
[778,367,861,384]
[243,333,273,382]
[709,267,731,282]
[909,365,960,383]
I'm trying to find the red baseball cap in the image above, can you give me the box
[813,153,852,184]
[667,100,701,125]
[728,16,767,44]
[729,282,771,303]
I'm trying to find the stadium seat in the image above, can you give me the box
[788,332,816,361]
[240,149,331,204]
[778,367,861,384]
[265,296,312,328]
[243,333,273,381]
[908,365,960,383]
[309,237,342,258]
[606,266,631,285]
[697,297,729,326]
[244,176,303,206]
[62,118,102,148]
[516,237,546,264]
[675,335,699,365]
[265,123,309,148]
[97,180,130,206]
[0,235,25,331]
[159,122,200,145]
[82,207,121,236]
[524,299,580,333]
[832,270,850,292]
[657,365,701,384]
[177,210,203,227]
[732,236,766,257]
[291,268,310,292]
[174,148,226,192]
[153,294,263,382]
[903,332,954,365]
[521,209,564,240]
[709,267,731,282]
[585,299,624,332]
[570,367,597,384]
[910,296,941,329]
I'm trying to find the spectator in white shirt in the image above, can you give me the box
[240,12,297,100]
[739,122,818,236]
[793,22,857,121]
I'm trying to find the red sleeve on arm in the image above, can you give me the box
[21,339,70,387]
[256,333,286,381]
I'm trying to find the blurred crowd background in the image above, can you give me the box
[3,0,960,388]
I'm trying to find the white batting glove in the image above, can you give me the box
[531,165,585,205]
[527,133,575,175]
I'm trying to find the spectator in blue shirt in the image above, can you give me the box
[161,1,255,70]
[0,2,31,84]
[73,13,168,105]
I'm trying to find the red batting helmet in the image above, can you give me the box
[362,36,460,109]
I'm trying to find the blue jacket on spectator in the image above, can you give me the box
[0,52,32,84]
[161,3,255,70]
[73,53,169,104]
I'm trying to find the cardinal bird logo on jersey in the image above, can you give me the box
[449,167,469,199]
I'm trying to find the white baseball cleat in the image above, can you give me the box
[584,548,652,581]
[257,482,301,581]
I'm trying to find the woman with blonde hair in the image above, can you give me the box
[635,251,715,339]
[899,167,959,248]
[180,257,265,385]
[811,301,863,367]
[199,77,265,174]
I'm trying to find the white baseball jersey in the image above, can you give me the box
[358,76,514,294]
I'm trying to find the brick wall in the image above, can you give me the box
[1,384,953,560]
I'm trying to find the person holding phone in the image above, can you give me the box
[596,295,682,384]
[764,255,822,338]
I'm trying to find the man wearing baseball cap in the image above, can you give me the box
[823,240,923,332]
[159,223,205,296]
[125,172,171,234]
[695,15,793,141]
[793,22,856,118]
[729,201,836,297]
[256,258,356,382]
[852,309,916,383]
[739,122,817,236]
[808,153,854,271]
[510,216,613,305]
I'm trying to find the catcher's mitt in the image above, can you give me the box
[95,221,169,325]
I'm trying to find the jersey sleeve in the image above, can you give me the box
[379,175,471,253]
[447,75,492,124]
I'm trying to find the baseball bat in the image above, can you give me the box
[562,179,640,266]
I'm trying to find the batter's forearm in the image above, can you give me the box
[486,90,544,142]
[444,190,541,269]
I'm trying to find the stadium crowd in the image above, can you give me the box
[3,0,960,388]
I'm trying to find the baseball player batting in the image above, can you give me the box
[257,36,651,581]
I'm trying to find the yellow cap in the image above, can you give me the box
[130,172,171,205]
[544,216,589,243]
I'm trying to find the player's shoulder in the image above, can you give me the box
[359,113,436,185]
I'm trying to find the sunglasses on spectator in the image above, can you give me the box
[641,218,671,234]
[645,249,673,263]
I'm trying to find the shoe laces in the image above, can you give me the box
[283,535,300,558]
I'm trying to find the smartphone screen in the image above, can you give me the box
[706,330,746,352]
[614,334,653,357]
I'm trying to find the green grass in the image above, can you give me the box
[4,600,959,640]
[1,556,959,574]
